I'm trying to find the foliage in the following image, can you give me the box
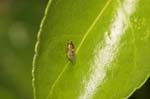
[0,0,48,99]
[33,0,150,99]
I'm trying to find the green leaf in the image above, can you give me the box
[32,0,150,99]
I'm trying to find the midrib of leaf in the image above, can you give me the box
[46,0,112,99]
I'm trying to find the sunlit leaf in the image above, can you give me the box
[32,0,150,99]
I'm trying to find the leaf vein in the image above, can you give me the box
[46,0,112,98]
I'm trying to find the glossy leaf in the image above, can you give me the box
[32,0,150,99]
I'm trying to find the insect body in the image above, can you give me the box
[67,40,75,62]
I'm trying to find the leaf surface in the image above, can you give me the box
[32,0,150,99]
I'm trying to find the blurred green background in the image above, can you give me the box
[0,0,149,99]
[0,0,48,99]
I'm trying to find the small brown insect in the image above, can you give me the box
[67,40,75,62]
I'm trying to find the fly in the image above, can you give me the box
[67,40,75,62]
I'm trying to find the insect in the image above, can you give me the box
[67,40,75,62]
